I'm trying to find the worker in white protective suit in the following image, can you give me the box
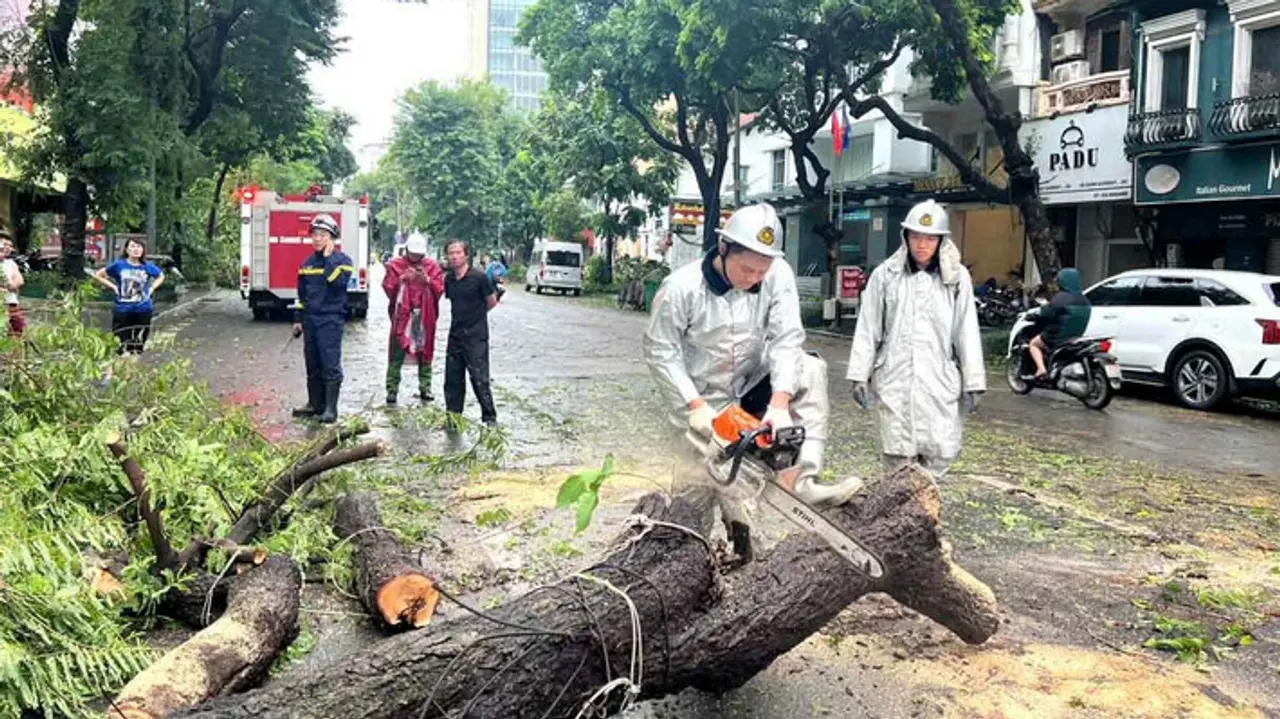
[846,199,985,477]
[644,202,864,562]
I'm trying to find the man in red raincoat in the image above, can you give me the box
[383,232,444,405]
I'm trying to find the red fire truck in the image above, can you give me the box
[238,185,371,320]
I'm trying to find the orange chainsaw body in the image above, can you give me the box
[711,405,773,450]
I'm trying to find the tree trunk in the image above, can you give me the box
[334,492,440,629]
[109,556,300,719]
[59,177,88,279]
[171,466,998,719]
[206,163,232,244]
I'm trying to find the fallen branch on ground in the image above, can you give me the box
[108,556,301,719]
[106,436,179,571]
[334,492,440,629]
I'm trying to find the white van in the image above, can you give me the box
[525,240,585,296]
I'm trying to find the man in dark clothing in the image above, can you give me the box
[444,240,499,425]
[1029,267,1091,378]
[292,213,353,424]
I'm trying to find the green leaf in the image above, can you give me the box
[556,471,593,509]
[575,490,600,534]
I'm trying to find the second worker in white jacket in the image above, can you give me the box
[846,199,985,477]
[644,202,863,562]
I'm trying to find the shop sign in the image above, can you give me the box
[1020,105,1132,205]
[836,265,866,300]
[1135,141,1280,205]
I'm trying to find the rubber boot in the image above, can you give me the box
[386,391,397,406]
[728,521,753,564]
[292,379,323,417]
[794,474,865,507]
[318,382,340,424]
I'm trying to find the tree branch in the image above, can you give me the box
[846,95,1004,201]
[616,87,692,161]
[44,0,81,83]
[184,1,250,134]
[107,438,179,571]
[927,0,1017,137]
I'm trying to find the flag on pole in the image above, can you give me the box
[841,105,852,153]
[831,111,844,156]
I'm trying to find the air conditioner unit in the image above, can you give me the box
[1052,60,1090,86]
[1050,29,1085,63]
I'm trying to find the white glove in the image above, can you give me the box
[687,403,716,439]
[762,405,793,432]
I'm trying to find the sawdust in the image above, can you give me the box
[814,632,1265,719]
[453,464,673,517]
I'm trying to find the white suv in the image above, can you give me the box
[1083,269,1280,410]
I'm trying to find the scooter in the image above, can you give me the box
[1006,307,1122,410]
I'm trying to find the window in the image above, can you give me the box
[1250,26,1280,95]
[546,251,580,268]
[1266,282,1280,306]
[771,150,787,191]
[1141,9,1205,111]
[1140,276,1200,306]
[1161,46,1191,109]
[1087,276,1145,306]
[1228,0,1280,97]
[736,165,750,193]
[1086,13,1130,74]
[1196,279,1249,306]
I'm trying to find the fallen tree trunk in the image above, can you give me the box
[335,492,440,629]
[172,466,997,719]
[109,556,301,719]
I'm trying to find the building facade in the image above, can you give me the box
[1126,0,1280,275]
[468,0,548,111]
[1026,0,1144,286]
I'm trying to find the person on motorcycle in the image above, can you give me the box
[1028,267,1091,379]
[644,202,864,563]
[846,199,985,478]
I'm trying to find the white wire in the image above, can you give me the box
[618,513,712,556]
[570,572,643,718]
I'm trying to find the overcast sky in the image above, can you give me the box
[309,0,472,174]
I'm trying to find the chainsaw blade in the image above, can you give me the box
[759,481,885,579]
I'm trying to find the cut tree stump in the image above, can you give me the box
[334,492,439,629]
[108,556,301,719]
[171,465,998,719]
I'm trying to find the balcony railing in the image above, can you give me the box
[1125,108,1202,153]
[1036,70,1131,117]
[1208,94,1280,139]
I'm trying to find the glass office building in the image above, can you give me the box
[483,0,547,111]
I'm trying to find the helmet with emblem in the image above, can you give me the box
[310,213,340,240]
[716,202,784,258]
[901,199,950,241]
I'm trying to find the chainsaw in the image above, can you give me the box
[687,405,885,578]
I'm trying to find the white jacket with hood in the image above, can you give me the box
[846,235,985,460]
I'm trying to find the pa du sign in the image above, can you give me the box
[1020,105,1132,205]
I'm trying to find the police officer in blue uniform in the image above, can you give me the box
[291,213,353,424]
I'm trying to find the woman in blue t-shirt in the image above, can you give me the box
[93,238,165,354]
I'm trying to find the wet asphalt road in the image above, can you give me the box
[160,269,1280,718]
[168,270,1280,481]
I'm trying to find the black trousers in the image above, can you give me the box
[444,331,496,423]
[112,310,153,354]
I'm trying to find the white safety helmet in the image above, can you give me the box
[406,232,428,256]
[716,202,784,258]
[901,199,950,241]
[310,213,340,239]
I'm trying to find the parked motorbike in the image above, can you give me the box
[1006,307,1122,410]
[976,285,1023,327]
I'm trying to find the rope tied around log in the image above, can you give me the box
[570,572,643,719]
[617,513,712,559]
